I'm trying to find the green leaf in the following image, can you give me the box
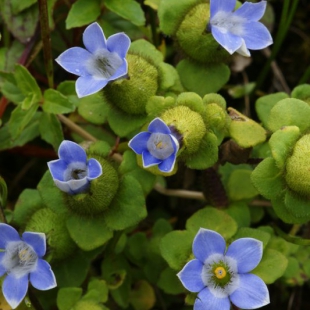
[177,60,230,96]
[78,93,109,125]
[186,207,238,240]
[47,0,58,30]
[283,257,300,279]
[39,112,64,150]
[104,0,145,26]
[57,81,79,107]
[43,89,75,114]
[66,0,101,29]
[129,280,156,310]
[225,202,251,228]
[2,40,24,71]
[233,227,271,249]
[87,279,109,303]
[57,287,82,310]
[0,177,7,208]
[268,98,310,132]
[144,0,160,10]
[157,267,185,295]
[1,0,39,43]
[8,103,39,140]
[269,126,301,169]
[66,215,113,251]
[228,108,267,148]
[227,170,258,201]
[251,157,285,200]
[104,175,147,230]
[11,0,36,14]
[284,190,310,220]
[119,151,156,195]
[13,189,42,227]
[160,230,193,270]
[252,249,288,284]
[0,71,24,104]
[291,84,310,104]
[255,92,288,129]
[186,132,218,170]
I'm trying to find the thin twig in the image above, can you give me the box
[249,200,272,207]
[154,183,206,200]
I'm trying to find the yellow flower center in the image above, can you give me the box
[214,266,226,279]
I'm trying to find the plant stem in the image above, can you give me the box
[38,0,54,89]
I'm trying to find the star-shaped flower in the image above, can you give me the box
[47,140,102,195]
[128,118,179,173]
[208,0,273,56]
[0,224,56,309]
[177,228,270,310]
[56,22,130,97]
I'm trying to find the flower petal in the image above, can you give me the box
[148,118,171,134]
[211,27,243,54]
[2,274,29,309]
[234,1,267,21]
[0,252,7,276]
[194,287,231,310]
[110,59,128,81]
[193,228,226,263]
[76,75,108,98]
[128,132,151,154]
[177,259,205,293]
[30,259,57,290]
[229,273,270,309]
[47,159,67,181]
[53,179,72,194]
[158,153,177,173]
[235,40,251,57]
[67,178,89,194]
[87,158,102,179]
[107,32,131,59]
[226,238,263,273]
[22,232,46,258]
[58,140,87,163]
[83,22,107,54]
[241,21,273,50]
[0,224,20,248]
[210,0,236,18]
[55,47,92,76]
[142,150,162,168]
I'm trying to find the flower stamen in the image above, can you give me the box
[214,266,226,279]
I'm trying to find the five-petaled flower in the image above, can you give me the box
[56,22,130,97]
[208,0,273,57]
[128,118,179,173]
[177,228,270,310]
[0,223,56,309]
[47,140,102,195]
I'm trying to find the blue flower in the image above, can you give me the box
[56,22,130,97]
[208,0,273,57]
[177,228,270,310]
[47,140,102,195]
[128,118,179,173]
[0,223,56,309]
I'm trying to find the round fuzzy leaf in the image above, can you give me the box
[252,249,288,284]
[186,132,218,170]
[268,98,310,132]
[129,39,163,64]
[233,227,271,249]
[251,158,285,200]
[129,280,156,310]
[225,202,251,228]
[104,175,147,230]
[227,170,258,201]
[57,288,83,310]
[269,126,300,169]
[160,230,193,270]
[177,60,230,97]
[157,267,185,295]
[291,84,310,104]
[66,215,113,251]
[228,108,267,148]
[186,207,238,240]
[78,94,110,125]
[284,190,310,221]
[255,92,288,129]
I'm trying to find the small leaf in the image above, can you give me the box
[43,89,75,114]
[225,202,251,228]
[233,227,271,249]
[57,287,82,310]
[87,278,109,303]
[129,280,156,310]
[104,0,145,26]
[177,60,230,96]
[66,0,101,29]
[11,0,36,14]
[157,267,185,295]
[0,177,8,208]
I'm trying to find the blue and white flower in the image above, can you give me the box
[128,118,179,173]
[47,140,102,195]
[177,228,270,310]
[0,223,56,309]
[56,22,130,97]
[208,0,273,57]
